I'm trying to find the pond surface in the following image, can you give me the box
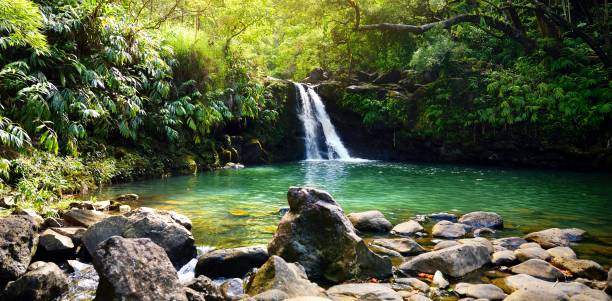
[100,160,612,266]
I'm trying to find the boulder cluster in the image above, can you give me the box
[0,187,610,301]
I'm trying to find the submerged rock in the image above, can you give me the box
[370,238,425,256]
[268,187,391,283]
[347,210,393,233]
[431,220,466,238]
[1,261,68,301]
[390,220,424,236]
[524,228,586,249]
[245,255,325,298]
[195,245,269,278]
[458,211,503,229]
[510,259,565,281]
[454,283,507,300]
[115,193,139,202]
[92,236,187,301]
[0,216,39,286]
[399,243,490,277]
[428,212,457,222]
[326,283,402,301]
[492,237,528,251]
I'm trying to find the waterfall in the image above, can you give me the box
[295,83,352,160]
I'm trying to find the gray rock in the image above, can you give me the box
[2,261,68,301]
[428,212,457,222]
[473,227,496,237]
[504,288,570,301]
[492,237,528,251]
[285,297,332,301]
[0,195,15,208]
[92,236,187,301]
[458,211,503,229]
[43,217,64,228]
[392,278,430,293]
[185,287,207,301]
[432,270,449,288]
[404,293,432,301]
[196,245,269,278]
[491,250,516,266]
[370,238,425,256]
[118,205,131,213]
[510,259,565,281]
[62,209,108,228]
[327,283,402,301]
[37,229,75,259]
[347,210,393,233]
[251,289,288,301]
[220,278,244,301]
[433,240,459,250]
[547,247,577,260]
[399,243,490,277]
[13,208,44,228]
[369,244,402,258]
[166,210,193,230]
[504,274,609,300]
[551,257,607,280]
[515,247,551,262]
[458,237,494,253]
[520,242,542,249]
[0,216,39,286]
[431,220,466,238]
[82,208,196,268]
[268,187,391,283]
[524,228,586,249]
[245,255,325,298]
[390,220,424,236]
[185,275,223,301]
[454,283,507,300]
[92,200,111,211]
[115,193,139,202]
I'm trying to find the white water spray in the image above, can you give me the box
[295,83,352,160]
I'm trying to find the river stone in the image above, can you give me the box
[503,274,609,300]
[268,187,392,283]
[458,211,503,229]
[431,220,466,238]
[428,212,457,222]
[520,242,542,249]
[546,247,577,260]
[392,278,430,293]
[390,220,424,236]
[371,238,425,256]
[504,288,570,301]
[0,195,15,208]
[92,236,187,301]
[510,259,565,281]
[196,245,269,278]
[432,270,449,288]
[245,255,325,298]
[551,257,607,280]
[37,229,75,259]
[115,193,139,202]
[433,240,460,250]
[607,268,612,294]
[492,237,528,251]
[492,250,516,266]
[515,247,551,262]
[82,208,196,269]
[454,283,507,300]
[459,237,494,253]
[43,217,65,228]
[326,283,402,301]
[92,200,111,211]
[399,243,490,277]
[369,244,402,258]
[473,227,496,237]
[0,216,39,286]
[220,278,244,300]
[285,297,332,301]
[404,293,432,301]
[347,210,393,233]
[13,208,45,228]
[251,289,289,301]
[524,228,586,249]
[2,261,68,301]
[185,275,224,301]
[62,209,108,228]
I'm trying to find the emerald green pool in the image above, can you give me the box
[100,161,612,266]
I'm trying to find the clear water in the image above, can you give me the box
[99,161,612,267]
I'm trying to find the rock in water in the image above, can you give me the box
[458,211,503,229]
[503,274,609,300]
[0,216,39,286]
[432,271,449,288]
[510,259,565,281]
[524,228,585,248]
[399,243,490,277]
[390,220,424,237]
[370,238,425,256]
[326,283,403,301]
[2,261,68,301]
[546,246,577,260]
[431,220,466,239]
[454,283,507,300]
[551,257,607,280]
[347,210,393,233]
[492,237,528,251]
[92,236,187,301]
[491,250,516,266]
[245,255,325,298]
[82,208,196,269]
[267,187,392,283]
[195,245,269,278]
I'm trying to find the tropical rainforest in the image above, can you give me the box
[0,0,611,212]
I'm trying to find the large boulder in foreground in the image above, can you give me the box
[268,187,392,283]
[1,261,68,301]
[92,236,187,301]
[458,211,503,229]
[82,207,196,268]
[524,228,585,249]
[503,274,609,300]
[0,216,39,286]
[399,243,490,277]
[195,245,269,278]
[245,255,325,298]
[347,210,392,233]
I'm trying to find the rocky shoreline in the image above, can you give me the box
[1,187,610,301]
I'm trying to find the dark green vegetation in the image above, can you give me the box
[0,0,611,211]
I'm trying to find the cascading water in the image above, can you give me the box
[295,83,352,160]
